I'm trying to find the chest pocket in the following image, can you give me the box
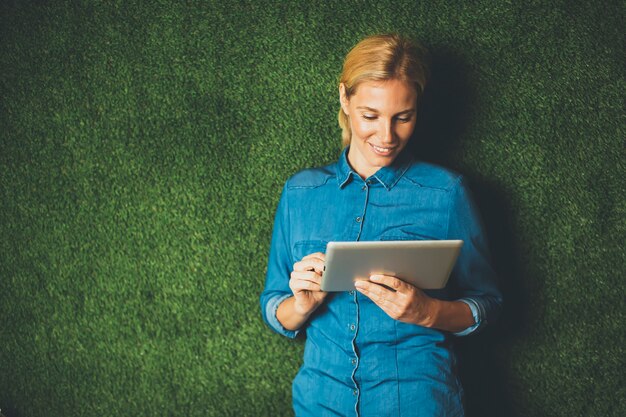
[292,240,328,264]
[379,227,445,241]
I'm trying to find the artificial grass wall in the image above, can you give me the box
[1,1,623,416]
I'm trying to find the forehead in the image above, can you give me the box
[351,79,417,110]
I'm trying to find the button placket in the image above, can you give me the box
[350,277,361,413]
[354,179,369,242]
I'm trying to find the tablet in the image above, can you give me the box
[321,240,463,292]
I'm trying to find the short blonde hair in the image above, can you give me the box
[338,33,430,147]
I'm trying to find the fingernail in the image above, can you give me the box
[370,275,381,281]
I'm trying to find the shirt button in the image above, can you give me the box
[349,324,356,332]
[349,290,355,295]
[356,216,362,223]
[361,185,366,191]
[353,389,358,396]
[351,358,357,366]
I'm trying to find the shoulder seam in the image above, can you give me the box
[401,173,461,191]
[399,162,462,191]
[287,174,335,189]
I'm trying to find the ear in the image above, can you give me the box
[339,83,350,115]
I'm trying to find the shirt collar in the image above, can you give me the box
[335,146,413,190]
[335,147,355,188]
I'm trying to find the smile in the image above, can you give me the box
[369,143,396,155]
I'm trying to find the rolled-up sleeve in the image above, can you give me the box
[447,177,503,336]
[259,183,300,339]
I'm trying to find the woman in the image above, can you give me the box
[260,33,502,417]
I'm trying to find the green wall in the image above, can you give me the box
[1,1,623,416]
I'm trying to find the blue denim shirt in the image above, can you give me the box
[260,147,502,417]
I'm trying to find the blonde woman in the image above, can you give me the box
[260,33,502,417]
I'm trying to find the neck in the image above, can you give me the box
[346,146,378,180]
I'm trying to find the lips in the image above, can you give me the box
[369,142,396,156]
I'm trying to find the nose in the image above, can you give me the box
[380,119,394,144]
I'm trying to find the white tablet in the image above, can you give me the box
[321,240,463,292]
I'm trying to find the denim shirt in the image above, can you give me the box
[260,147,502,417]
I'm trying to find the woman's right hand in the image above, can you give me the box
[289,252,328,316]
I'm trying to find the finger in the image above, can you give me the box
[355,280,396,304]
[356,280,405,307]
[290,270,322,285]
[354,281,401,315]
[294,257,326,273]
[370,275,422,308]
[290,276,323,293]
[369,274,407,292]
[302,252,326,261]
[300,252,326,267]
[369,275,425,305]
[290,280,322,293]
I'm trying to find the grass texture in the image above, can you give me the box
[0,1,624,416]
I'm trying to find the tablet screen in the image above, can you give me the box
[321,240,463,292]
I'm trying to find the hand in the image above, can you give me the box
[289,252,328,316]
[354,274,439,327]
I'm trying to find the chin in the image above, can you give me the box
[367,154,394,166]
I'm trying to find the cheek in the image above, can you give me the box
[351,119,375,139]
[398,122,416,140]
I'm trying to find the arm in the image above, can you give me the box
[276,297,310,331]
[355,274,475,333]
[445,176,503,334]
[260,183,300,338]
[259,183,329,336]
[355,176,502,334]
[276,253,328,331]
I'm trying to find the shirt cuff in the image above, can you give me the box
[265,293,301,339]
[453,298,483,336]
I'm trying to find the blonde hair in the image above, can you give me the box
[338,33,430,147]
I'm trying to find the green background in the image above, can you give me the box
[1,1,624,416]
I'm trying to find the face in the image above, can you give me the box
[340,79,418,179]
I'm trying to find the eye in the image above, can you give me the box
[395,116,413,123]
[362,114,377,121]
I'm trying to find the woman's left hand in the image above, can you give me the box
[354,274,439,327]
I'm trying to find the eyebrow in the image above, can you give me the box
[356,106,415,114]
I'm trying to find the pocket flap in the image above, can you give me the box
[292,240,328,263]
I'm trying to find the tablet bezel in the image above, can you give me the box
[321,240,463,292]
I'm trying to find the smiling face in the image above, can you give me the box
[340,78,418,179]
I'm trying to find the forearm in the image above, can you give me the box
[424,299,475,333]
[276,296,313,331]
